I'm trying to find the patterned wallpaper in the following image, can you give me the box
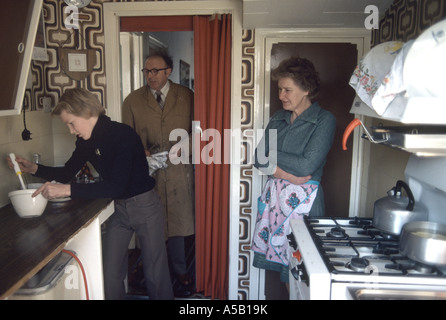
[26,0,107,111]
[372,0,446,46]
[239,29,255,299]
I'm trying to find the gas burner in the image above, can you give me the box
[381,232,399,241]
[327,227,346,238]
[348,217,372,228]
[357,229,381,237]
[372,243,399,255]
[386,260,440,275]
[414,262,436,274]
[347,257,370,272]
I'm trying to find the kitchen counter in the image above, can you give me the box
[0,198,114,299]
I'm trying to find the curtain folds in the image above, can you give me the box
[193,14,232,300]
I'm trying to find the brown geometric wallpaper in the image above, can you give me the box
[372,0,446,46]
[26,0,107,111]
[239,29,255,299]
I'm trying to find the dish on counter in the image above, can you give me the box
[49,197,72,203]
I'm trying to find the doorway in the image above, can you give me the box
[251,29,370,298]
[120,30,196,298]
[119,31,194,103]
[264,42,358,299]
[269,42,358,217]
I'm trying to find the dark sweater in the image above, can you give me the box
[36,115,155,199]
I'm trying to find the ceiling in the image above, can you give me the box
[243,0,394,29]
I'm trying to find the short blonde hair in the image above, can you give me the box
[52,88,105,118]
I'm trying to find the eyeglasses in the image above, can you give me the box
[141,67,169,76]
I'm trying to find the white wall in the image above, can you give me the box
[357,117,410,217]
[0,111,74,207]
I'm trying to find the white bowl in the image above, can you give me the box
[8,189,48,218]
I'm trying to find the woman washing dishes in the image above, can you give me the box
[251,57,336,285]
[7,88,173,300]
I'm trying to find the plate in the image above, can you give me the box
[49,197,72,202]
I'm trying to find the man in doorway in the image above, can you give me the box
[122,50,195,297]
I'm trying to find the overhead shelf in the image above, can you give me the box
[343,118,446,157]
[350,95,446,125]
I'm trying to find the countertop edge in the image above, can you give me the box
[1,199,113,300]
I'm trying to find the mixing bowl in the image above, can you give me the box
[8,189,48,218]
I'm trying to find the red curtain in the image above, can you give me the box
[120,16,193,32]
[193,14,231,300]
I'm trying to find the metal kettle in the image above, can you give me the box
[373,180,428,235]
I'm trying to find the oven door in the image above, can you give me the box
[332,281,446,300]
[289,219,331,300]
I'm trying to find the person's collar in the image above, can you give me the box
[89,114,110,141]
[299,102,321,124]
[273,102,321,124]
[150,80,170,97]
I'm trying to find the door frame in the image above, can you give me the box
[103,1,242,300]
[251,28,371,298]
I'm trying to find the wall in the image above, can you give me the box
[0,0,103,207]
[371,0,446,46]
[0,110,75,207]
[0,110,74,207]
[358,118,410,218]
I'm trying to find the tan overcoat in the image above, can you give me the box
[122,81,195,238]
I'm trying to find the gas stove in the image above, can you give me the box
[287,156,446,299]
[305,216,446,277]
[289,216,446,300]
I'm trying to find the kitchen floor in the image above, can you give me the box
[125,237,288,300]
[126,235,200,300]
[265,270,289,300]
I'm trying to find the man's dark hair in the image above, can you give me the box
[147,49,173,70]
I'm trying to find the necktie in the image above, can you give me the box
[156,91,164,108]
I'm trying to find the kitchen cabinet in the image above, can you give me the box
[0,198,114,299]
[0,0,43,116]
